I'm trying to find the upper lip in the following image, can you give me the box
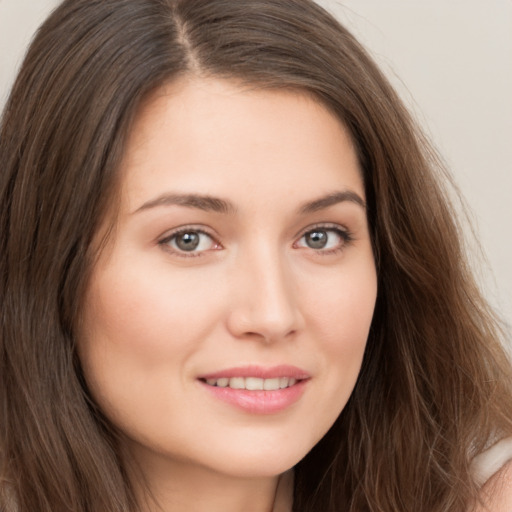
[198,365,310,380]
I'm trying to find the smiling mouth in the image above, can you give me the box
[198,368,310,413]
[201,376,302,391]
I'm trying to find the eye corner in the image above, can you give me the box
[158,226,223,258]
[294,224,353,255]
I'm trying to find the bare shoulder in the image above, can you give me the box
[472,459,512,512]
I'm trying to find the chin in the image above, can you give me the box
[197,438,314,479]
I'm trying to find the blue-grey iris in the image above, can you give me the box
[305,230,328,249]
[176,232,200,251]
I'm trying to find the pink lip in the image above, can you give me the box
[199,364,310,380]
[198,365,310,415]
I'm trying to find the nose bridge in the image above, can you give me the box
[227,240,302,341]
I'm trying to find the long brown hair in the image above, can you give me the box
[1,0,511,510]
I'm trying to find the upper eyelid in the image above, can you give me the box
[159,223,347,239]
[157,222,352,250]
[158,225,218,243]
[158,228,221,259]
[295,222,350,239]
[158,223,350,240]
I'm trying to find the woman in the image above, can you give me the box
[1,0,511,511]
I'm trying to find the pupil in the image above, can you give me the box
[306,231,327,249]
[176,232,200,251]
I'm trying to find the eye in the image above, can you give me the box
[159,228,220,256]
[295,226,351,253]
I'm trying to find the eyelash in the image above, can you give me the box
[158,226,219,258]
[295,224,353,255]
[158,224,353,258]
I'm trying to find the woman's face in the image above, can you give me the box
[79,77,377,480]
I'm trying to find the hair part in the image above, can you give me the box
[1,1,511,511]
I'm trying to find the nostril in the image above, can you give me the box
[225,276,303,342]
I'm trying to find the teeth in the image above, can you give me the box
[229,377,245,389]
[246,377,264,390]
[205,376,300,390]
[216,378,229,388]
[263,378,280,391]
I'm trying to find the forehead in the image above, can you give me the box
[119,76,364,214]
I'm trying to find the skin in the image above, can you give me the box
[78,76,377,512]
[474,462,512,512]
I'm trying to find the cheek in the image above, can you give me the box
[76,257,225,422]
[304,254,376,340]
[303,259,377,400]
[81,257,221,360]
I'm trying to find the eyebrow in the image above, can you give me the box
[298,190,366,214]
[133,193,236,215]
[132,189,365,216]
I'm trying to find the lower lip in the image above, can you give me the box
[200,380,308,414]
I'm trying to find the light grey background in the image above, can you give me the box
[1,0,511,328]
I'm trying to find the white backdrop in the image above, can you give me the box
[1,0,511,330]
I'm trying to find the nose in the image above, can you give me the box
[226,247,304,343]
